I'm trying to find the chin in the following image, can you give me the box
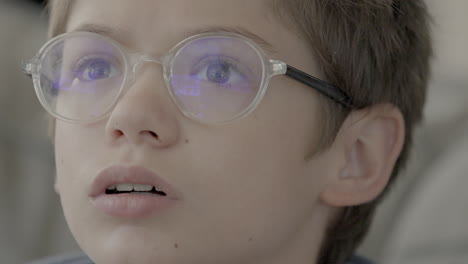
[87,249,166,264]
[82,238,180,264]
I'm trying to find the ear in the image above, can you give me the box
[320,104,405,207]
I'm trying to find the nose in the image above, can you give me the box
[105,64,180,148]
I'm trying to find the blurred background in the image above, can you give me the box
[0,0,467,263]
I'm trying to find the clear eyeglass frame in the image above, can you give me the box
[23,31,353,125]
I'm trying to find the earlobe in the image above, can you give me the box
[320,104,405,207]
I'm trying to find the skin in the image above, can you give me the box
[53,0,405,263]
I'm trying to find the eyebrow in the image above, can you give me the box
[182,26,277,54]
[70,23,133,47]
[69,24,277,54]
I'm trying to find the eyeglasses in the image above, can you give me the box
[23,31,352,124]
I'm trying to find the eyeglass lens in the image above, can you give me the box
[37,34,266,123]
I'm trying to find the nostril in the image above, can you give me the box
[145,131,159,139]
[113,130,124,138]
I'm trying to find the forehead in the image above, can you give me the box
[67,0,270,48]
[65,0,320,77]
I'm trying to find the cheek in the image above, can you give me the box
[54,125,78,192]
[53,123,104,215]
[53,123,108,249]
[180,84,326,244]
[181,135,323,258]
[54,121,107,168]
[55,124,92,188]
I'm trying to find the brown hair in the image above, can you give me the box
[269,1,432,263]
[47,0,432,263]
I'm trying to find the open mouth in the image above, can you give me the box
[105,184,167,196]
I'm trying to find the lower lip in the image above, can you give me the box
[91,193,177,218]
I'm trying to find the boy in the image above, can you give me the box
[26,0,432,263]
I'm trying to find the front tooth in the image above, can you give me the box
[116,184,134,191]
[133,184,153,192]
[107,184,117,190]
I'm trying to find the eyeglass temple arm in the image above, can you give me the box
[285,65,353,108]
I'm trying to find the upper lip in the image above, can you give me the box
[89,165,180,200]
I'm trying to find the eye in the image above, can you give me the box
[191,55,246,85]
[206,62,231,84]
[74,56,120,82]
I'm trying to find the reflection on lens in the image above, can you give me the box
[170,36,264,122]
[38,34,125,122]
[75,57,114,82]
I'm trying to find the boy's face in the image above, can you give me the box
[54,0,338,263]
